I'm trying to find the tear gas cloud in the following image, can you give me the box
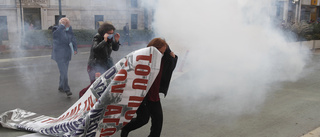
[146,0,311,115]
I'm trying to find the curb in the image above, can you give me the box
[0,41,148,54]
[0,45,91,54]
[301,127,320,137]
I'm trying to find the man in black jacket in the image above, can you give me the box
[121,38,178,137]
[87,23,120,83]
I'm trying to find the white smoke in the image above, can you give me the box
[147,0,311,116]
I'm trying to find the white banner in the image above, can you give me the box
[0,47,162,137]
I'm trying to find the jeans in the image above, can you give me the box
[123,34,131,46]
[56,60,70,92]
[87,58,114,83]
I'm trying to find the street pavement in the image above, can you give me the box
[0,45,320,137]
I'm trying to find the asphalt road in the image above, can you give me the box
[0,45,320,137]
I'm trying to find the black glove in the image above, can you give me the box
[165,45,172,54]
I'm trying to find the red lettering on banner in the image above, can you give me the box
[100,128,117,137]
[114,69,127,81]
[136,54,152,63]
[70,103,82,121]
[87,95,94,111]
[41,118,55,123]
[100,105,122,136]
[82,95,95,112]
[111,84,126,93]
[76,103,81,114]
[128,96,144,107]
[61,112,70,121]
[52,114,65,123]
[132,78,148,90]
[69,106,77,118]
[102,118,120,125]
[83,100,88,112]
[123,122,128,126]
[111,69,127,93]
[44,95,96,123]
[135,64,150,76]
[104,105,122,116]
[125,110,136,120]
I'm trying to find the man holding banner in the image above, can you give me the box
[0,38,177,137]
[121,38,178,137]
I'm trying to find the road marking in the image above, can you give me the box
[0,55,51,63]
[0,52,89,63]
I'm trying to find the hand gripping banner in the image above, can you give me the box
[0,47,162,137]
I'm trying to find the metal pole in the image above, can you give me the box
[295,1,299,23]
[298,0,301,23]
[19,0,23,46]
[19,0,22,28]
[59,0,62,20]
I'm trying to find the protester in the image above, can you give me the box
[121,38,178,137]
[48,24,55,30]
[79,23,120,98]
[29,23,34,30]
[123,23,131,46]
[87,22,120,83]
[51,17,77,97]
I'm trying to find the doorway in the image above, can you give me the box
[0,16,8,43]
[23,8,41,31]
[95,15,104,29]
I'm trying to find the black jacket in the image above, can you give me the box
[159,47,178,96]
[88,33,120,68]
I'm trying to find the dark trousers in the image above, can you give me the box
[123,34,131,46]
[121,100,163,137]
[87,59,114,83]
[56,60,70,92]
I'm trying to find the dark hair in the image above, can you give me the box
[98,23,115,36]
[147,38,168,49]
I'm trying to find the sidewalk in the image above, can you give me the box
[302,127,320,137]
[0,45,90,55]
[0,41,148,58]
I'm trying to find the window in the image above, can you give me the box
[24,8,42,30]
[144,9,148,30]
[0,16,8,41]
[55,15,66,26]
[131,14,138,29]
[276,2,284,18]
[95,15,104,29]
[131,0,138,8]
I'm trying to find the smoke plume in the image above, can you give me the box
[147,0,311,116]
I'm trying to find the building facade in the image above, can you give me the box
[277,0,320,24]
[0,0,154,46]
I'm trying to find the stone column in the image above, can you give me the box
[41,8,48,30]
[283,0,289,23]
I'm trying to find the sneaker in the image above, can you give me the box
[65,90,72,96]
[120,129,129,137]
[58,88,64,92]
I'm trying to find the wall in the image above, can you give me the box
[0,0,152,47]
[301,0,311,5]
[294,40,320,50]
[0,3,19,46]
